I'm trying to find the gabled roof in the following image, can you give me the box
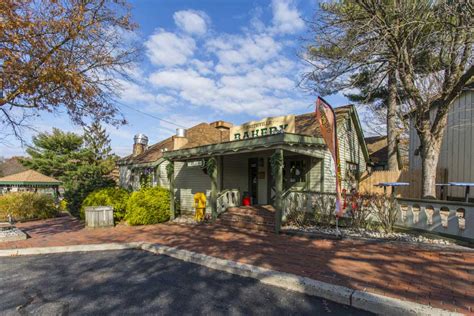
[0,170,61,186]
[295,105,353,137]
[295,105,369,161]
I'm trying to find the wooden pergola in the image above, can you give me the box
[0,170,62,196]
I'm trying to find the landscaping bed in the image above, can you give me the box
[0,224,27,242]
[282,224,464,247]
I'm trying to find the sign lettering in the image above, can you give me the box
[230,115,295,141]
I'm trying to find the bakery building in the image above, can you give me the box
[118,105,369,219]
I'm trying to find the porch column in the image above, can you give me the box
[168,161,176,220]
[274,149,284,234]
[210,157,218,220]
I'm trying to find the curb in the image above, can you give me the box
[0,243,462,316]
[0,243,141,257]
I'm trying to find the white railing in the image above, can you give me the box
[216,189,240,215]
[396,198,474,240]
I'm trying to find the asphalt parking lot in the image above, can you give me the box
[0,250,371,315]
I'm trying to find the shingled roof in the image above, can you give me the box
[118,123,229,166]
[0,170,61,186]
[365,136,388,164]
[120,104,368,165]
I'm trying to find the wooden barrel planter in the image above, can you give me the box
[85,206,114,228]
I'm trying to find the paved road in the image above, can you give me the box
[0,250,371,315]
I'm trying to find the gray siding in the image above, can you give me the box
[409,90,474,198]
[222,154,249,193]
[174,161,211,213]
[157,161,170,188]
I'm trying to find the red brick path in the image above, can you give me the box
[1,215,473,314]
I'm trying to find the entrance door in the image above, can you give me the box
[248,158,258,204]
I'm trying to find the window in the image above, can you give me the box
[283,158,309,190]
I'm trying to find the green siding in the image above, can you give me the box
[321,116,368,193]
[174,161,211,214]
[308,157,324,191]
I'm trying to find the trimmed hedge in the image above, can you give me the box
[81,187,130,221]
[0,192,58,221]
[125,186,170,225]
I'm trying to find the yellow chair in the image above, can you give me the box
[194,192,207,222]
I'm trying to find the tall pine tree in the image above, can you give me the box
[83,120,112,161]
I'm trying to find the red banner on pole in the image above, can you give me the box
[315,97,343,217]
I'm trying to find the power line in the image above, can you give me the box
[116,101,187,129]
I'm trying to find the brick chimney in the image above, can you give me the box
[133,134,148,156]
[210,120,233,131]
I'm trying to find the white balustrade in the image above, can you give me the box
[216,189,240,215]
[397,198,473,241]
[280,191,473,241]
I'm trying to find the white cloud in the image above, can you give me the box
[173,10,209,36]
[145,30,196,66]
[117,80,156,104]
[129,2,311,125]
[149,69,216,93]
[271,0,305,34]
[207,34,282,74]
[156,94,176,104]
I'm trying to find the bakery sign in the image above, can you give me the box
[230,115,295,141]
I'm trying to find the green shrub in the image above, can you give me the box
[64,175,116,218]
[0,192,58,221]
[125,186,170,225]
[81,187,130,221]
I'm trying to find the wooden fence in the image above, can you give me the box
[358,168,448,199]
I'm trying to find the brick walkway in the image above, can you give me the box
[1,215,474,314]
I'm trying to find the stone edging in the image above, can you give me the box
[0,243,462,316]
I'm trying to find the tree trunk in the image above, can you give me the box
[420,136,441,199]
[387,68,399,171]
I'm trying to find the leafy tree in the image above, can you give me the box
[304,1,473,197]
[0,0,138,139]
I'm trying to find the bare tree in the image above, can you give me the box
[0,0,139,141]
[354,0,473,197]
[301,1,404,171]
[303,1,473,197]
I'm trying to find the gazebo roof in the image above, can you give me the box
[0,170,61,186]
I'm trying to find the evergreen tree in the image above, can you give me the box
[22,129,91,181]
[22,128,114,216]
[83,121,117,175]
[83,121,112,161]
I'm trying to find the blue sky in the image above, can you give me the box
[1,0,355,158]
